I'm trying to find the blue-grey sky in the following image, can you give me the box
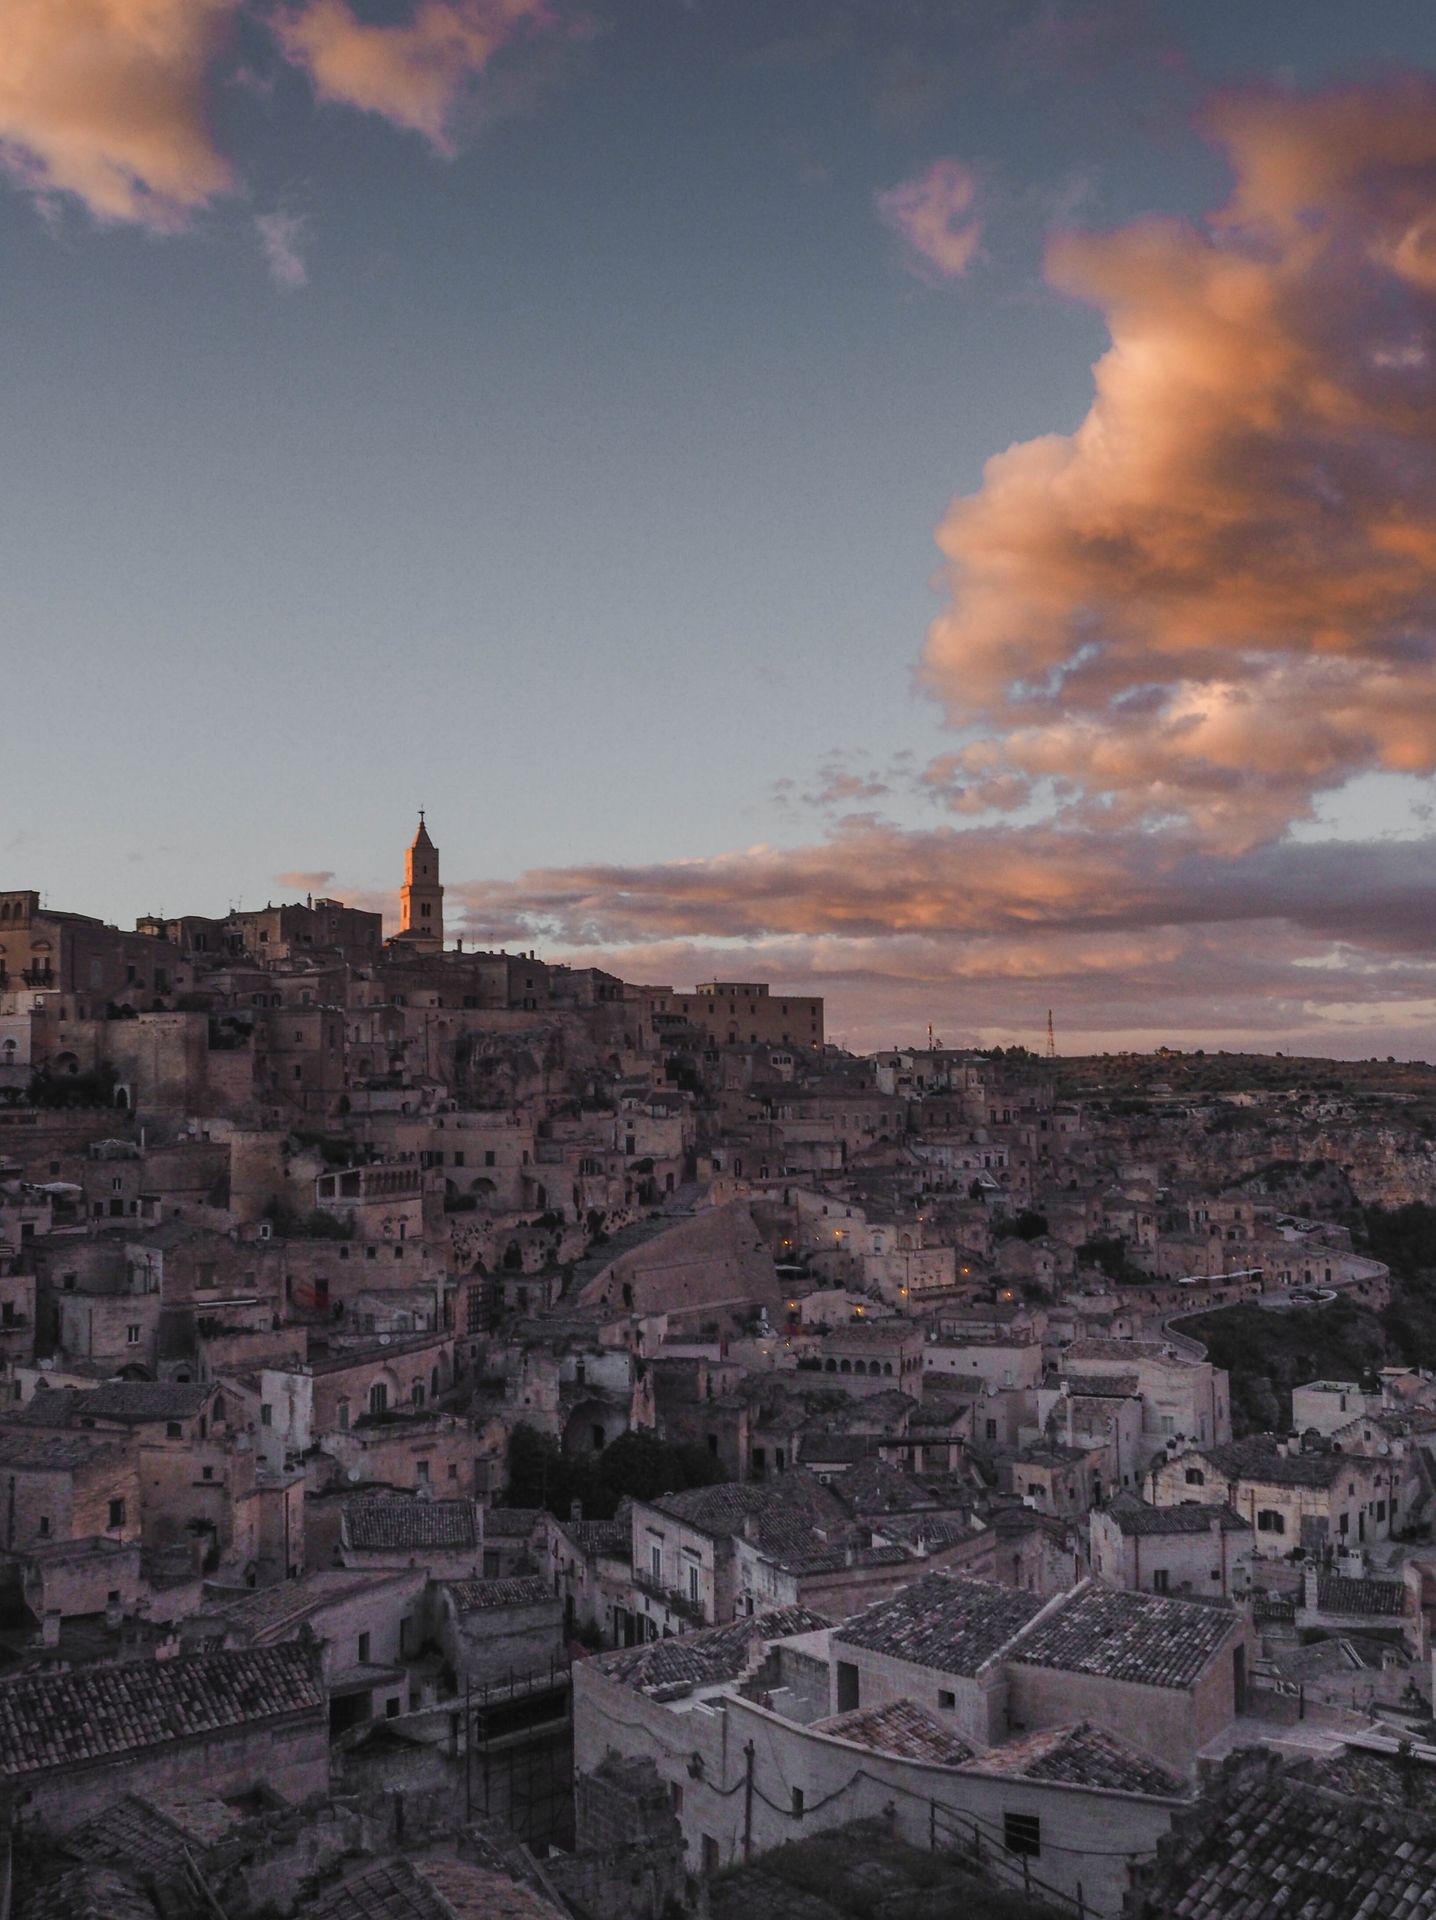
[4,1,1436,1051]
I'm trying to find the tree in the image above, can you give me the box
[501,1422,727,1521]
[993,1210,1049,1242]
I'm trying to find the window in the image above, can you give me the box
[938,1689,956,1710]
[338,1401,349,1431]
[126,1324,141,1345]
[484,1150,496,1168]
[791,1788,805,1817]
[687,1562,701,1605]
[836,1661,859,1713]
[1184,1467,1205,1486]
[369,1383,388,1415]
[1256,1509,1285,1534]
[1004,1813,1041,1858]
[202,1466,214,1482]
[166,1421,182,1438]
[1152,1569,1170,1594]
[108,1498,126,1529]
[417,1459,430,1481]
[650,1541,662,1583]
[358,1632,371,1663]
[197,1264,216,1289]
[702,1837,720,1879]
[37,1515,50,1538]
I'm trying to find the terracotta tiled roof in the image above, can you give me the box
[15,1382,212,1425]
[1065,1373,1140,1398]
[297,1856,564,1920]
[1144,1771,1436,1917]
[0,1642,323,1780]
[443,1576,554,1612]
[595,1608,828,1694]
[650,1473,845,1539]
[483,1508,546,1537]
[963,1722,1189,1799]
[1201,1439,1351,1489]
[15,1865,160,1920]
[209,1569,408,1640]
[1104,1493,1248,1536]
[345,1498,478,1551]
[1065,1339,1169,1362]
[815,1697,974,1766]
[833,1573,1045,1677]
[554,1517,630,1560]
[1010,1584,1237,1690]
[1314,1573,1406,1616]
[829,1458,939,1517]
[0,1431,128,1471]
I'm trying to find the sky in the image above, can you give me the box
[3,0,1436,1055]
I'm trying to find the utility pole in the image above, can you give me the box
[742,1741,755,1862]
[1045,1010,1056,1060]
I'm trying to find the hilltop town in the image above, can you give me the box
[3,821,1436,1918]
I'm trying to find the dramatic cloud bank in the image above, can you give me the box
[0,0,237,227]
[445,80,1436,1053]
[273,0,555,148]
[923,78,1436,847]
[0,0,563,228]
[450,823,1436,1052]
[876,158,983,279]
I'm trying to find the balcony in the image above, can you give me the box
[630,1569,705,1625]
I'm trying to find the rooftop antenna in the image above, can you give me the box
[1046,1009,1056,1060]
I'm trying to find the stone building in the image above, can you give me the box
[0,1641,327,1829]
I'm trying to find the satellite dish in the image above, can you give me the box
[378,1334,391,1347]
[346,1468,362,1483]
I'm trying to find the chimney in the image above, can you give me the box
[570,1498,584,1524]
[40,1610,60,1648]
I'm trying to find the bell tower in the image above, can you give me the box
[399,812,444,952]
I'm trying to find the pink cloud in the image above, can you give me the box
[921,77,1436,847]
[0,0,237,227]
[876,158,983,279]
[273,0,556,149]
[256,209,308,287]
[442,821,1436,1053]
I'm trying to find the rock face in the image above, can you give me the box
[576,1200,787,1328]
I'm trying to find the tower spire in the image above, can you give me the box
[399,813,444,951]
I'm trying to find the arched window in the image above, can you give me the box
[369,1382,388,1415]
